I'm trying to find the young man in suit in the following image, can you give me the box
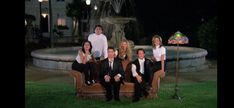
[99,47,125,101]
[131,48,152,102]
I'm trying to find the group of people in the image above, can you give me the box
[71,25,166,102]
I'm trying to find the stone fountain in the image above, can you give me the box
[31,0,208,73]
[97,0,136,48]
[102,16,136,48]
[31,46,208,72]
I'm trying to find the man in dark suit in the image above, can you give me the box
[99,47,125,101]
[131,48,152,102]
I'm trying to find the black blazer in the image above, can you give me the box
[99,58,125,83]
[132,58,152,83]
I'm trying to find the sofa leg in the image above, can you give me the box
[73,77,77,95]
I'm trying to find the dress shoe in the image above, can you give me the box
[91,80,96,84]
[85,81,91,86]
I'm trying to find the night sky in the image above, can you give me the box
[134,0,217,46]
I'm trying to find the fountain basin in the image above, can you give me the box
[31,46,208,72]
[101,16,136,24]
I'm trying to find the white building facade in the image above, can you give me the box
[25,0,73,37]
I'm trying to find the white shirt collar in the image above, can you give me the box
[138,58,145,62]
[108,58,114,62]
[156,45,160,49]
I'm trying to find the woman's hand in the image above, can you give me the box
[160,69,165,78]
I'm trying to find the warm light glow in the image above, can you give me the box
[42,13,48,18]
[94,5,98,10]
[86,0,91,5]
[38,0,43,2]
[25,20,27,26]
[168,31,189,44]
[57,18,66,26]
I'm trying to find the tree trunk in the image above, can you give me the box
[72,18,79,43]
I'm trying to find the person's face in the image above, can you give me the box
[95,27,102,35]
[137,50,145,59]
[108,49,115,58]
[84,42,91,51]
[153,38,161,46]
[121,42,128,50]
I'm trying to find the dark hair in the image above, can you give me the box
[136,48,145,54]
[81,40,92,53]
[107,46,115,51]
[94,25,103,31]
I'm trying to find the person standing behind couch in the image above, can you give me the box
[88,25,108,60]
[151,35,166,93]
[72,40,96,86]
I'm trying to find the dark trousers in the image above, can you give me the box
[133,77,150,101]
[102,77,121,100]
[72,61,95,82]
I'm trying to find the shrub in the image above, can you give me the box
[197,16,217,58]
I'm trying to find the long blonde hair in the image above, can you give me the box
[152,35,163,48]
[118,39,132,61]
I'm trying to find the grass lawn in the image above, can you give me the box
[25,81,217,108]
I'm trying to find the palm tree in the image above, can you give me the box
[66,0,84,42]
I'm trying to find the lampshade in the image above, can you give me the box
[94,5,98,10]
[168,31,189,44]
[42,13,48,18]
[86,0,91,5]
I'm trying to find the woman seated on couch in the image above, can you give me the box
[115,39,133,82]
[115,39,132,61]
[151,35,166,91]
[72,40,96,86]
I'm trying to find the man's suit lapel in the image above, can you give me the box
[113,58,116,72]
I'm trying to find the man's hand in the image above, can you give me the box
[136,75,142,83]
[104,75,111,82]
[114,75,120,82]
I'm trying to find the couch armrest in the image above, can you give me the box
[69,70,84,91]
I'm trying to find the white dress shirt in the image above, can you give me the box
[88,33,108,59]
[131,58,145,77]
[152,45,166,61]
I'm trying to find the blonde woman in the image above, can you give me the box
[115,39,132,82]
[115,39,132,61]
[151,35,166,92]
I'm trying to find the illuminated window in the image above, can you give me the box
[57,18,66,26]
